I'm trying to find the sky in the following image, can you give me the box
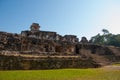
[0,0,120,40]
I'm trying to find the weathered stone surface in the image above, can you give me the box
[30,23,40,31]
[0,55,101,70]
[0,23,120,70]
[80,37,88,43]
[0,31,78,55]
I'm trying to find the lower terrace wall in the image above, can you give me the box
[0,55,100,70]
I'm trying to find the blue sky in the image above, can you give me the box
[0,0,120,40]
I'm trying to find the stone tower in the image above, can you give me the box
[30,23,40,31]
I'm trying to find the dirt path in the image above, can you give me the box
[102,65,120,70]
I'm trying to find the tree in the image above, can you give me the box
[90,29,120,47]
[90,33,104,45]
[102,29,109,35]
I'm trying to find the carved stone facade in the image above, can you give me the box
[0,23,88,55]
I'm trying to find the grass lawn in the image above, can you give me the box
[0,68,120,80]
[112,62,120,66]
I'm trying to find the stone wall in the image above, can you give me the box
[0,29,120,70]
[1,31,120,58]
[0,31,77,55]
[0,55,100,70]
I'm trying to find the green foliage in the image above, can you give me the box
[0,68,120,80]
[102,29,109,35]
[90,29,120,47]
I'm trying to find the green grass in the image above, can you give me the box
[112,63,120,66]
[0,68,120,80]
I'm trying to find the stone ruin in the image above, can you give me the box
[0,23,120,70]
[21,23,79,43]
[80,37,88,43]
[0,23,89,55]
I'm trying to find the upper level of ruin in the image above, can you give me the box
[21,23,79,43]
[0,23,88,45]
[0,23,87,54]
